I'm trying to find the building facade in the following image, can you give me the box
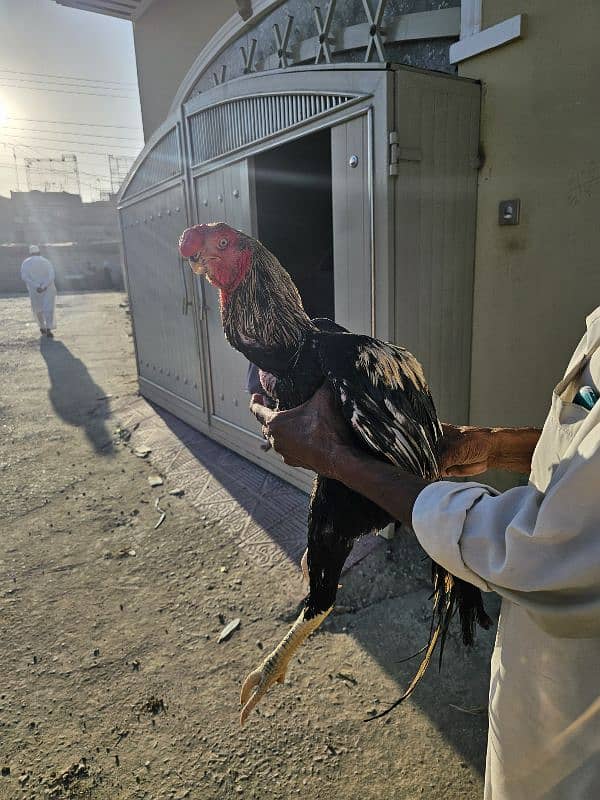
[456,0,600,435]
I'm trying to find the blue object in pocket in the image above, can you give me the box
[573,385,599,411]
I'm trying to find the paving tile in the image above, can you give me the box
[117,396,381,572]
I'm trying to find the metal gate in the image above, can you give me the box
[118,69,389,489]
[194,160,256,434]
[118,65,478,488]
[119,123,207,430]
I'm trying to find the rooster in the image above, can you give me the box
[179,222,491,725]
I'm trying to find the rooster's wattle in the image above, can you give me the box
[178,222,491,725]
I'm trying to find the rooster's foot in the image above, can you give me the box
[239,607,332,725]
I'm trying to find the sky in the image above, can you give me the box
[0,0,144,201]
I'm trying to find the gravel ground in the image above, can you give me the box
[0,292,497,800]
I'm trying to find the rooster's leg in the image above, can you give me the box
[240,606,332,725]
[240,477,353,726]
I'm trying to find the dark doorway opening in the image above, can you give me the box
[253,128,334,320]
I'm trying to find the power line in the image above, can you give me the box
[0,167,112,190]
[2,140,134,200]
[4,124,143,142]
[0,84,136,103]
[0,138,141,159]
[0,162,113,183]
[7,115,141,131]
[0,66,137,87]
[0,75,136,93]
[0,82,136,100]
[1,140,46,161]
[1,133,141,152]
[2,142,139,159]
[0,157,115,180]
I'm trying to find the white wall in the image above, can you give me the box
[459,0,600,429]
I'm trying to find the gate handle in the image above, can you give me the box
[180,256,193,316]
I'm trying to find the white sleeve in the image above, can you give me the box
[21,261,37,289]
[38,258,55,289]
[412,433,600,637]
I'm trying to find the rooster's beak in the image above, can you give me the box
[188,253,207,277]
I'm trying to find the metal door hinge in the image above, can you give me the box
[389,131,422,176]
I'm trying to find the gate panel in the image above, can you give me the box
[194,161,256,431]
[121,183,205,412]
[331,114,372,335]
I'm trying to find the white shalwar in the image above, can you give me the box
[21,255,57,330]
[412,307,600,799]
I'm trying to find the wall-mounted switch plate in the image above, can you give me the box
[499,199,520,225]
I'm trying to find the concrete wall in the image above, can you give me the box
[6,191,120,247]
[0,197,14,243]
[459,1,600,428]
[133,0,238,139]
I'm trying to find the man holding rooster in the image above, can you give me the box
[180,221,598,797]
[251,307,600,800]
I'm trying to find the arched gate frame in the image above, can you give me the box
[119,65,393,490]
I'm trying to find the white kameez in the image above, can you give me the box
[21,255,57,330]
[412,307,600,799]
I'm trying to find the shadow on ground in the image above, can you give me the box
[40,337,115,455]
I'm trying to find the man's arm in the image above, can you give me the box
[330,425,542,523]
[325,447,429,525]
[21,262,36,291]
[439,424,541,476]
[250,387,540,525]
[36,258,55,292]
[44,258,55,288]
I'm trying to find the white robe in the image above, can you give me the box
[21,255,57,330]
[412,307,600,799]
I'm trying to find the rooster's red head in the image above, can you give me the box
[179,221,314,354]
[178,223,253,298]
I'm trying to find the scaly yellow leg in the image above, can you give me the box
[240,607,332,726]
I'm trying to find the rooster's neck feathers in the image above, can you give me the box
[223,240,316,372]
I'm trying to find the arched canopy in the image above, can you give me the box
[119,65,378,205]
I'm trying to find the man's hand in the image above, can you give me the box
[249,385,355,479]
[251,385,431,525]
[439,424,495,477]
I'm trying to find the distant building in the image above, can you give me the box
[0,190,124,293]
[8,190,119,246]
[0,196,13,244]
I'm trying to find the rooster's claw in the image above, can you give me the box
[240,655,287,726]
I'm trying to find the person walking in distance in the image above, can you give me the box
[21,245,57,338]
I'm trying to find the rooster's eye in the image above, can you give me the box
[218,238,228,250]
